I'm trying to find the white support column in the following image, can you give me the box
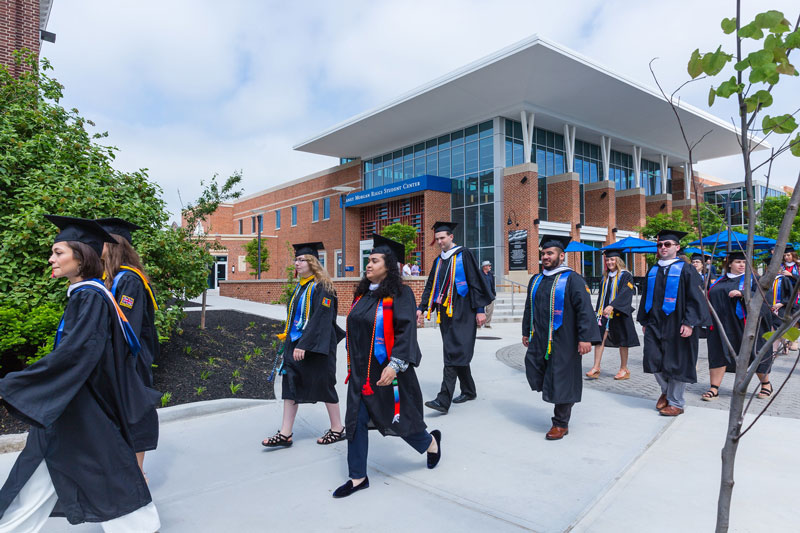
[563,124,576,173]
[683,161,691,198]
[632,146,642,188]
[520,111,534,164]
[601,136,612,181]
[659,154,669,194]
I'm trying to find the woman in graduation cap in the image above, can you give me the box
[703,251,773,401]
[779,245,799,350]
[262,242,347,448]
[0,216,160,532]
[585,250,639,381]
[97,217,160,476]
[332,234,441,498]
[766,254,794,356]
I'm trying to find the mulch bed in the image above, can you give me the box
[0,309,283,436]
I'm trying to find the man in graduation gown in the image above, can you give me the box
[636,229,710,416]
[417,222,494,413]
[522,235,601,440]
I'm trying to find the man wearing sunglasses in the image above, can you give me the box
[636,229,710,416]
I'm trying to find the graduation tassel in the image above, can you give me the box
[392,378,400,423]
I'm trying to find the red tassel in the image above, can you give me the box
[344,372,350,385]
[362,381,374,395]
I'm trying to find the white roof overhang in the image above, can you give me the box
[295,35,767,164]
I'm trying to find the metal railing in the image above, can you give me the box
[497,276,527,315]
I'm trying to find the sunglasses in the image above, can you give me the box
[656,242,676,248]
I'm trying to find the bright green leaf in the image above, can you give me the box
[790,133,800,157]
[764,34,779,50]
[716,76,742,98]
[762,331,775,341]
[747,48,774,68]
[770,23,791,35]
[763,114,799,134]
[734,59,749,71]
[708,86,716,106]
[785,327,800,342]
[786,29,800,48]
[754,10,784,29]
[703,47,733,76]
[688,49,704,78]
[721,17,737,34]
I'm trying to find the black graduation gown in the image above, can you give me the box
[768,275,794,328]
[522,270,601,404]
[707,275,772,374]
[0,289,159,524]
[115,270,159,452]
[281,282,345,404]
[594,271,640,348]
[345,285,426,439]
[636,261,710,383]
[418,247,494,366]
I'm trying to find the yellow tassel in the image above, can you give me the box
[447,303,453,317]
[277,333,286,341]
[436,312,441,324]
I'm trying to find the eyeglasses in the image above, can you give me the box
[656,242,676,248]
[294,258,308,263]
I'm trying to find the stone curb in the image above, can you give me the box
[0,398,275,454]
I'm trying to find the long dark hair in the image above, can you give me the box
[67,241,104,280]
[354,252,403,299]
[103,233,150,289]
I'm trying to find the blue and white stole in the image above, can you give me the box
[644,261,684,315]
[708,274,752,320]
[55,279,141,356]
[528,268,572,358]
[289,281,316,342]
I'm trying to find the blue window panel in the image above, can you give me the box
[465,206,479,249]
[479,137,493,170]
[554,152,564,175]
[414,143,425,157]
[505,139,513,167]
[438,148,450,178]
[546,150,554,176]
[466,174,479,206]
[258,216,263,232]
[480,203,494,247]
[480,171,494,203]
[414,157,426,177]
[426,139,437,155]
[394,163,403,182]
[291,206,297,226]
[479,121,493,138]
[465,125,479,143]
[451,144,465,177]
[323,197,330,219]
[438,134,450,150]
[465,141,479,174]
[451,129,464,146]
[426,152,438,175]
[275,210,281,229]
[403,160,413,180]
[451,177,465,209]
[312,200,319,222]
[513,139,524,166]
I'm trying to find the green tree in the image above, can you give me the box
[380,223,418,262]
[244,238,270,276]
[636,211,693,245]
[0,51,239,362]
[756,195,800,242]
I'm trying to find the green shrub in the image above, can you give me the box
[0,303,61,368]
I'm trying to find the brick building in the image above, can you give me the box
[0,0,54,75]
[197,35,781,299]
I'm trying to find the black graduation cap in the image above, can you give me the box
[540,235,571,251]
[371,234,405,262]
[726,250,746,261]
[655,229,688,243]
[691,253,704,261]
[604,250,622,258]
[785,244,795,252]
[44,215,117,257]
[95,217,142,245]
[432,221,458,234]
[292,242,323,259]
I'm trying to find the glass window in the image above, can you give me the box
[480,203,494,247]
[480,171,494,203]
[479,137,493,170]
[364,172,373,190]
[479,121,493,138]
[438,134,450,150]
[466,174,479,206]
[426,139,437,154]
[238,219,243,235]
[465,206,479,249]
[426,152,438,176]
[438,148,450,178]
[403,160,413,180]
[403,146,413,160]
[414,143,425,157]
[275,210,281,229]
[451,129,464,146]
[451,144,465,177]
[451,208,465,245]
[312,200,319,222]
[505,139,513,167]
[394,163,403,182]
[259,216,263,232]
[414,156,426,177]
[451,177,465,209]
[465,125,479,143]
[251,216,256,233]
[465,141,479,174]
[291,206,297,226]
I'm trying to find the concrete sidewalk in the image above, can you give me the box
[1,293,793,531]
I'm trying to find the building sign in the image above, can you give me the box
[344,175,451,207]
[508,229,528,270]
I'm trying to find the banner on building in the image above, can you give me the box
[508,229,528,270]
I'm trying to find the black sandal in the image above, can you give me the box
[701,385,719,402]
[262,431,293,448]
[317,428,346,445]
[757,381,773,399]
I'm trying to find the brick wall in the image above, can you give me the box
[503,163,539,275]
[583,180,616,242]
[615,188,646,231]
[421,189,452,272]
[220,277,429,317]
[646,194,672,218]
[0,0,40,76]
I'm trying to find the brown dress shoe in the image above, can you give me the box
[656,394,668,411]
[545,426,569,440]
[659,405,684,416]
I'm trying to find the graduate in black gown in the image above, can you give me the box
[417,221,494,413]
[0,216,160,532]
[522,235,601,440]
[97,217,160,475]
[586,250,639,381]
[262,242,347,448]
[333,235,441,498]
[636,229,710,416]
[779,245,799,350]
[703,251,773,402]
[767,253,795,358]
[691,253,714,340]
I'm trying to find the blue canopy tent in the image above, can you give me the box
[565,241,600,252]
[688,230,773,249]
[600,236,656,251]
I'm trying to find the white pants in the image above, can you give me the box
[0,460,160,533]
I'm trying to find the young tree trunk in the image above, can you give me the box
[200,288,207,330]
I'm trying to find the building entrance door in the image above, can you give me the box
[359,240,374,275]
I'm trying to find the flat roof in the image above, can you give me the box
[295,35,767,164]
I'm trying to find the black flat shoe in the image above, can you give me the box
[332,477,370,498]
[452,394,476,404]
[427,430,442,469]
[424,399,448,413]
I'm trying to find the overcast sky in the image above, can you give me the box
[41,0,799,222]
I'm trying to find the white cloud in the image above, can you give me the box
[41,0,799,222]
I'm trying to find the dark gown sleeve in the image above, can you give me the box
[609,271,635,316]
[682,267,710,328]
[522,275,535,338]
[115,274,146,337]
[0,291,109,428]
[463,249,494,310]
[418,258,437,311]
[296,286,343,353]
[570,274,603,345]
[391,286,423,366]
